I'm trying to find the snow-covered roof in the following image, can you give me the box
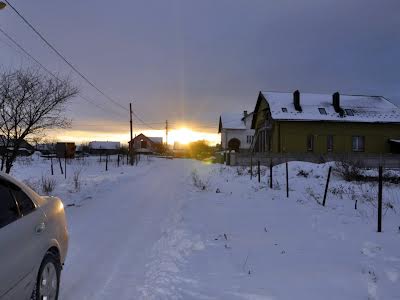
[89,141,120,150]
[261,91,400,123]
[220,113,246,129]
[148,137,163,144]
[219,111,256,130]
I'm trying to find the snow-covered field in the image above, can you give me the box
[10,154,400,299]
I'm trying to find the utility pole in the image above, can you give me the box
[130,103,134,166]
[165,120,169,147]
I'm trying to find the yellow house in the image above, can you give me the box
[251,91,400,155]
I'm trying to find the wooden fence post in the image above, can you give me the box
[58,157,63,175]
[322,166,332,206]
[64,152,67,180]
[117,154,120,167]
[269,159,273,189]
[50,157,54,175]
[378,166,383,232]
[257,161,260,183]
[286,161,289,198]
[106,155,108,171]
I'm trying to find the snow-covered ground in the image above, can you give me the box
[10,154,400,299]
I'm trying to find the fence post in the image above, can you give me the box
[106,155,108,171]
[50,157,54,175]
[257,161,260,183]
[117,154,120,167]
[64,152,67,180]
[58,157,63,175]
[269,159,273,189]
[322,166,332,206]
[286,161,289,198]
[378,166,383,232]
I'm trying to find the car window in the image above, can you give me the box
[0,180,20,229]
[10,187,36,216]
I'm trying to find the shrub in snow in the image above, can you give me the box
[335,160,364,181]
[297,169,309,178]
[41,175,57,195]
[191,169,209,191]
[73,167,83,191]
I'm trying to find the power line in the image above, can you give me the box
[4,0,158,129]
[3,0,129,113]
[0,25,126,118]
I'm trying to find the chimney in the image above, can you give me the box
[332,92,344,117]
[293,90,302,112]
[243,110,248,118]
[332,92,340,112]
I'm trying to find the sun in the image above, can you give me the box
[171,128,194,144]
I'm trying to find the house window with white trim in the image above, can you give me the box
[352,136,365,152]
[246,135,253,144]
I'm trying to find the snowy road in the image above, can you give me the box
[59,159,192,299]
[11,156,400,299]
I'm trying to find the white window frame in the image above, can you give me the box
[352,136,365,152]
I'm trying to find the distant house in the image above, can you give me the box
[129,133,163,154]
[36,143,56,155]
[56,142,76,158]
[0,136,35,156]
[251,90,400,154]
[218,111,255,152]
[88,141,121,155]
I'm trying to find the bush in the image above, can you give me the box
[73,168,83,191]
[297,169,309,178]
[191,169,209,190]
[335,160,364,181]
[41,176,56,195]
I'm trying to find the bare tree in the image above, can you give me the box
[0,68,78,173]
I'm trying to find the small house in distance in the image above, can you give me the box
[251,90,400,155]
[56,142,76,158]
[0,136,35,156]
[129,133,163,154]
[88,141,120,155]
[218,111,255,152]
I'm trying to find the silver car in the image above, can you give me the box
[0,172,68,300]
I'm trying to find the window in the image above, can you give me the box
[281,108,287,112]
[246,135,253,144]
[345,109,354,116]
[318,108,327,115]
[307,135,314,152]
[9,184,35,216]
[327,135,333,152]
[0,180,20,229]
[352,136,365,152]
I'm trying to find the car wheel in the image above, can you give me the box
[32,252,61,300]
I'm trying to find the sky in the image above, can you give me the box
[1,0,399,145]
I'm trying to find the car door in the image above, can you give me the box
[0,179,22,298]
[0,179,47,300]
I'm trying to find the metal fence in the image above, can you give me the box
[232,152,400,168]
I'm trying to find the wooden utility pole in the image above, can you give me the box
[129,103,134,166]
[165,120,169,146]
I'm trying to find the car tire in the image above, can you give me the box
[31,252,61,300]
